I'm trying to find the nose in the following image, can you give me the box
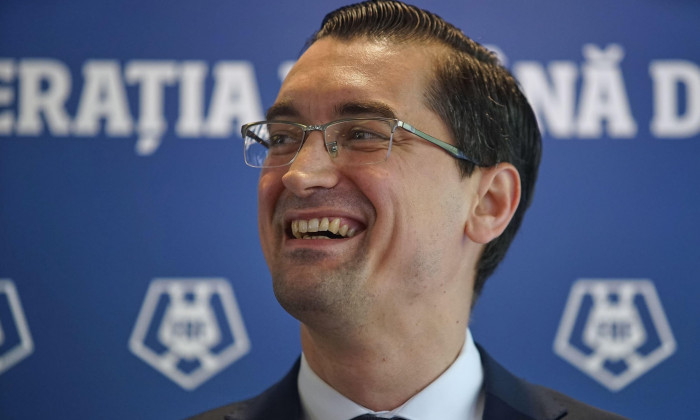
[281,131,339,197]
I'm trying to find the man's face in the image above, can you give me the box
[258,37,481,331]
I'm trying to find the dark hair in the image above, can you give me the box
[307,0,542,299]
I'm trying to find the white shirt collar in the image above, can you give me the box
[298,329,484,420]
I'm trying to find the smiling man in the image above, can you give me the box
[191,1,626,419]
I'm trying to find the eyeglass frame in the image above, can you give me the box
[240,117,480,168]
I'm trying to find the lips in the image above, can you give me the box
[290,217,359,239]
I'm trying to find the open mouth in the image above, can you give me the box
[289,217,360,240]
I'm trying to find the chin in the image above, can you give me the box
[271,269,371,328]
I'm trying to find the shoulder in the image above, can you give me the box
[185,395,261,420]
[530,383,628,420]
[186,359,302,420]
[477,344,628,420]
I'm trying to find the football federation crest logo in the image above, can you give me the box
[129,278,251,390]
[0,279,34,375]
[554,279,676,391]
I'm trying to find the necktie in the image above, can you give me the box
[349,415,408,420]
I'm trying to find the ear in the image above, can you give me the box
[465,163,521,244]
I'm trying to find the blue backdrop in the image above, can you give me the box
[1,0,698,418]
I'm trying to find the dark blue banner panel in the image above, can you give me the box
[1,1,698,419]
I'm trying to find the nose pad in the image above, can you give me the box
[325,141,339,159]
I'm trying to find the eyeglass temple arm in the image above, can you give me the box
[243,127,269,149]
[397,121,480,165]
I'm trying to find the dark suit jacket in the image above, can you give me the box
[188,346,627,420]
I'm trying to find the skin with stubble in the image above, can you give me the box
[256,37,521,411]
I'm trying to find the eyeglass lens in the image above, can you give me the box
[244,119,395,168]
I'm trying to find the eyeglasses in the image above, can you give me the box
[240,117,479,168]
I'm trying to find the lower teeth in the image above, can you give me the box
[302,235,335,240]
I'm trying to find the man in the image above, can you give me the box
[192,1,626,419]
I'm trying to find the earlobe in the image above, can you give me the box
[465,163,521,244]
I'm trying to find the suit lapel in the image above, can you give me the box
[478,345,567,420]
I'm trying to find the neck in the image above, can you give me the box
[300,314,469,411]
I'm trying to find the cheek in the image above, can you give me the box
[257,171,285,241]
[258,171,284,213]
[394,162,468,242]
[351,166,392,221]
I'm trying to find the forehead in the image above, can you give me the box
[270,37,440,121]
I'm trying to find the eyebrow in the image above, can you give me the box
[265,100,397,122]
[266,102,298,121]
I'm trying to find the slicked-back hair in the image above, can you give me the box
[306,0,542,300]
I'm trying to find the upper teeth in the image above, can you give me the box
[291,217,356,239]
